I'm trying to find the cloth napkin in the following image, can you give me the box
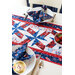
[12,43,32,61]
[27,5,53,23]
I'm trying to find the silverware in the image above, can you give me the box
[31,55,41,75]
[23,9,30,20]
[51,14,56,22]
[31,55,44,75]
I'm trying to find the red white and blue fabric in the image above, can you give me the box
[12,43,32,61]
[27,5,53,23]
[12,15,62,66]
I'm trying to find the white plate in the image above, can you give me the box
[12,45,36,75]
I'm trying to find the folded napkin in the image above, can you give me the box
[12,43,32,61]
[27,5,53,23]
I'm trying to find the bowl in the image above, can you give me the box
[55,33,62,46]
[13,61,26,74]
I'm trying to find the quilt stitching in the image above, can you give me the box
[12,15,62,65]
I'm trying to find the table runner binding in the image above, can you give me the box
[12,15,62,66]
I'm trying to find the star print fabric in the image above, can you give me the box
[27,5,53,23]
[12,43,32,60]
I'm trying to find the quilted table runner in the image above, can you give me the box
[12,15,62,66]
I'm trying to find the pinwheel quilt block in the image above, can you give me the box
[12,15,62,65]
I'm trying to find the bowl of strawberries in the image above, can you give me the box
[55,33,62,45]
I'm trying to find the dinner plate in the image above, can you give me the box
[12,45,36,75]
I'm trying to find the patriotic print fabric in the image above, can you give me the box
[12,15,62,65]
[28,10,53,24]
[27,5,53,23]
[12,43,32,61]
